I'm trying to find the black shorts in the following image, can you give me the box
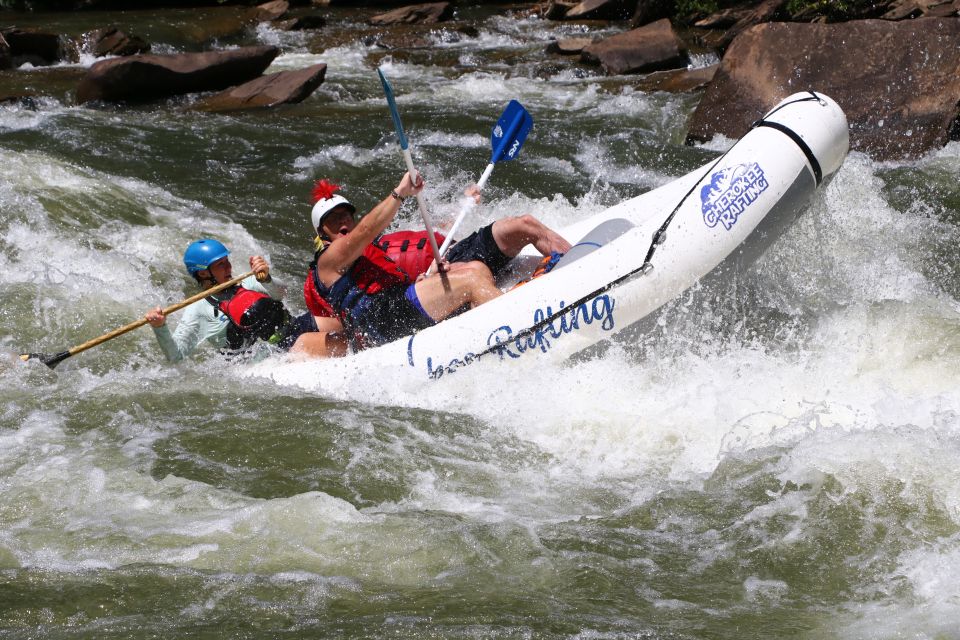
[444,223,512,276]
[276,311,318,351]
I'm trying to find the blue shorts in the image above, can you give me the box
[349,284,435,348]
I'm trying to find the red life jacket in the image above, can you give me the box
[214,286,289,349]
[218,287,270,329]
[376,230,445,279]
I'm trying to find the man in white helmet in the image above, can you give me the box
[302,173,570,353]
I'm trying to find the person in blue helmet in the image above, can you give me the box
[144,239,318,362]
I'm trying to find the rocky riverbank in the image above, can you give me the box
[1,0,958,159]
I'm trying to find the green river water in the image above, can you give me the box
[1,5,960,639]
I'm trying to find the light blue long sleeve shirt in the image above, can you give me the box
[151,276,286,362]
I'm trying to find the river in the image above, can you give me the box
[2,5,960,639]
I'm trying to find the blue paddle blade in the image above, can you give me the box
[377,67,409,150]
[490,99,532,163]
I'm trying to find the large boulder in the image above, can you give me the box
[369,2,453,26]
[580,18,685,75]
[685,19,960,161]
[191,63,327,112]
[76,46,280,104]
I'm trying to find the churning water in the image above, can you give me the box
[1,6,959,639]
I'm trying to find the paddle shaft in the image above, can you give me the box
[436,164,494,259]
[20,270,258,366]
[400,148,446,271]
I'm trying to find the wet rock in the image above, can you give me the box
[84,28,150,58]
[546,37,594,55]
[630,0,676,27]
[565,0,638,20]
[527,1,577,19]
[882,0,960,19]
[713,0,788,52]
[76,45,280,104]
[249,0,290,22]
[581,18,686,75]
[369,2,453,26]
[191,63,326,112]
[273,15,328,31]
[685,19,960,161]
[0,33,10,70]
[635,63,717,92]
[1,28,69,67]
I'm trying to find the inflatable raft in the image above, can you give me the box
[264,91,849,382]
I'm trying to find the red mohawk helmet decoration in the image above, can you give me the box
[311,179,341,204]
[310,178,356,232]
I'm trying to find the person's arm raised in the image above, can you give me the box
[316,173,423,283]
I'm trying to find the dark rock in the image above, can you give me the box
[369,2,453,26]
[882,0,960,19]
[76,45,280,104]
[2,28,67,67]
[0,33,10,71]
[631,0,676,27]
[693,6,748,29]
[546,37,594,55]
[685,18,960,161]
[191,62,326,112]
[249,0,290,22]
[635,63,717,92]
[84,28,150,58]
[565,0,638,20]
[528,1,577,19]
[715,0,788,52]
[581,18,686,75]
[273,15,328,30]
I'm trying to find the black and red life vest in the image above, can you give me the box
[211,286,290,349]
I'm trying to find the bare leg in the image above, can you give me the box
[490,214,571,257]
[290,331,349,359]
[414,261,501,321]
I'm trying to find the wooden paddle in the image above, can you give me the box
[19,270,258,369]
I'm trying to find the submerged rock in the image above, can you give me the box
[685,18,960,160]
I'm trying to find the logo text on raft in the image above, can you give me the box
[700,162,769,231]
[420,294,617,379]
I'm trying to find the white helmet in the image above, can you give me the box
[311,179,356,232]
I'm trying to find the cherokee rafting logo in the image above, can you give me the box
[700,162,769,231]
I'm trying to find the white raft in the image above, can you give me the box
[265,91,849,382]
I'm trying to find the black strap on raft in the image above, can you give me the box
[752,121,822,186]
[642,90,825,269]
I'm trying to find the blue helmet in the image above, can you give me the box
[183,239,230,275]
